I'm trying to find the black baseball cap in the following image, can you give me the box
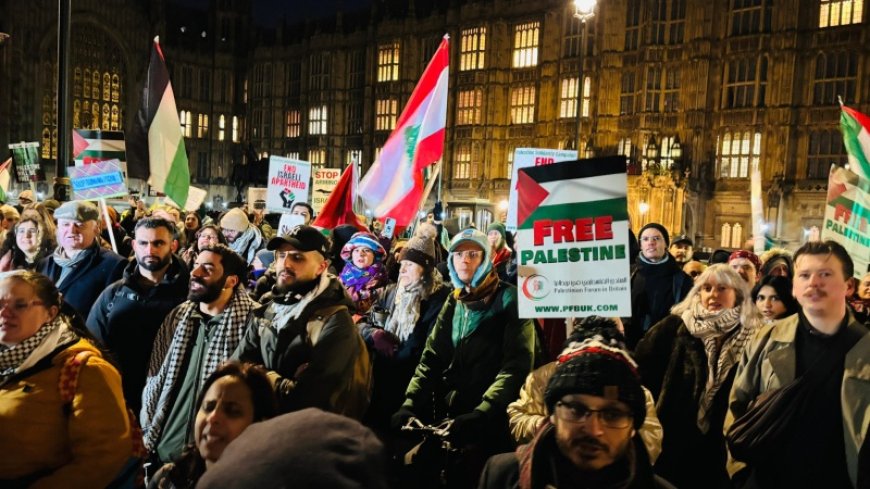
[267,225,330,258]
[672,234,693,247]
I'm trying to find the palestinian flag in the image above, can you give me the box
[72,129,126,166]
[839,103,870,181]
[517,156,629,230]
[126,36,189,206]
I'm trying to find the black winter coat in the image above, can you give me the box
[626,254,692,348]
[39,245,127,320]
[85,256,190,413]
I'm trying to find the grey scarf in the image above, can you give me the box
[52,244,95,287]
[228,226,263,264]
[384,281,424,343]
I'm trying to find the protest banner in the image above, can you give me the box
[278,213,306,236]
[8,142,45,183]
[821,166,869,278]
[247,187,267,206]
[515,156,632,319]
[506,148,577,231]
[266,156,311,213]
[311,168,341,214]
[68,159,128,200]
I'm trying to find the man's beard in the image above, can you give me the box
[138,253,172,272]
[188,275,228,303]
[274,269,318,295]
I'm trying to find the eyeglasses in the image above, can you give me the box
[0,300,45,314]
[640,236,663,243]
[453,250,483,260]
[554,401,633,429]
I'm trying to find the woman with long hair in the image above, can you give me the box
[635,264,760,489]
[147,361,277,489]
[751,274,800,324]
[0,214,55,271]
[180,225,227,270]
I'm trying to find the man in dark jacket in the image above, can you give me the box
[626,223,691,348]
[478,335,674,489]
[86,217,190,413]
[39,200,126,320]
[235,225,371,419]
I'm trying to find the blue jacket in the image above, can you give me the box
[39,245,127,321]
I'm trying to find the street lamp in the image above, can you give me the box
[572,0,596,151]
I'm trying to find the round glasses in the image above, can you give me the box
[554,401,633,429]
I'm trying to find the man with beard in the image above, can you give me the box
[86,217,191,413]
[220,207,264,264]
[235,225,371,418]
[668,234,694,268]
[478,334,675,489]
[726,241,869,488]
[728,250,761,290]
[39,200,127,319]
[141,244,258,464]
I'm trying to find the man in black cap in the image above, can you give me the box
[668,234,694,268]
[626,223,692,348]
[234,225,371,419]
[478,331,675,489]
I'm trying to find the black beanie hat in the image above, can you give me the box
[545,337,646,429]
[638,222,670,247]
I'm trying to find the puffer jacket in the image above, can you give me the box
[0,329,132,488]
[507,361,664,463]
[234,274,371,419]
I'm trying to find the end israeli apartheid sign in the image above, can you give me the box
[506,148,577,231]
[821,166,869,277]
[515,156,632,318]
[266,156,311,214]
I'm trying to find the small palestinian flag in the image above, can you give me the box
[839,103,870,181]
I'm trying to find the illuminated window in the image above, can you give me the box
[807,129,847,178]
[232,116,240,143]
[285,110,301,138]
[717,131,762,178]
[460,27,486,71]
[308,148,327,167]
[819,0,863,27]
[377,42,400,82]
[581,77,592,117]
[813,52,857,105]
[218,114,226,141]
[456,89,482,125]
[179,110,192,138]
[453,142,476,179]
[721,223,732,248]
[510,85,536,124]
[346,149,363,167]
[731,223,743,248]
[618,138,632,158]
[723,57,767,108]
[560,78,578,119]
[197,113,209,139]
[375,99,398,131]
[286,152,300,160]
[309,105,328,135]
[512,22,540,68]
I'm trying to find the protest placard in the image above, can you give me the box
[821,166,869,277]
[8,142,45,183]
[311,168,341,214]
[506,148,577,230]
[68,159,127,200]
[266,156,311,213]
[247,187,267,206]
[515,156,632,318]
[278,213,306,236]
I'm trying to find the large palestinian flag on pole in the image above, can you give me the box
[839,103,870,181]
[358,35,448,227]
[515,156,632,318]
[126,36,190,206]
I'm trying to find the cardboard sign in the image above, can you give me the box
[8,142,44,183]
[266,156,311,213]
[278,213,306,236]
[506,148,577,231]
[69,159,128,200]
[311,168,341,214]
[248,187,267,207]
[821,166,869,278]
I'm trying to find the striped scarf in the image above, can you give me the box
[141,289,258,449]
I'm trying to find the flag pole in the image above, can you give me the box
[99,198,119,254]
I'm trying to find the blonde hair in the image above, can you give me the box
[671,264,760,328]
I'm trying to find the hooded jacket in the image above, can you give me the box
[0,327,132,488]
[235,273,371,419]
[85,255,190,413]
[39,244,127,320]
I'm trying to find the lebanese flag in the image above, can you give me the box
[126,36,190,206]
[839,103,870,181]
[312,164,368,231]
[358,35,449,227]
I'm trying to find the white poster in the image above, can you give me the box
[247,187,267,206]
[311,168,341,214]
[506,148,577,231]
[266,156,312,214]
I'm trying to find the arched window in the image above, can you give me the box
[720,223,732,248]
[731,223,743,249]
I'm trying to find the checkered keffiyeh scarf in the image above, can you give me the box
[0,317,76,384]
[141,289,257,449]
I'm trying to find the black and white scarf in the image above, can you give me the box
[0,316,77,384]
[228,226,263,264]
[141,289,258,449]
[682,300,754,432]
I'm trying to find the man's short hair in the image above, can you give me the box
[291,202,314,217]
[134,217,177,239]
[199,244,248,290]
[793,240,854,279]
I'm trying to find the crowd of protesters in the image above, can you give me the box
[0,192,867,489]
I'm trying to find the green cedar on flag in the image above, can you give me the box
[839,102,870,181]
[126,36,189,205]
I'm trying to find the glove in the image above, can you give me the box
[448,410,488,447]
[370,328,399,358]
[391,407,417,431]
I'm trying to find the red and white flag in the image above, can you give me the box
[358,35,449,227]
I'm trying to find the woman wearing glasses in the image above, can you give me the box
[0,270,132,487]
[0,214,55,272]
[634,264,759,489]
[181,225,227,270]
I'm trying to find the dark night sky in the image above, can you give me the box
[176,0,373,27]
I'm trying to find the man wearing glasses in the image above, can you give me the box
[393,228,536,482]
[479,332,675,489]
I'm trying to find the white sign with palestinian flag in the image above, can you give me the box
[72,129,127,169]
[506,148,577,231]
[515,156,632,319]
